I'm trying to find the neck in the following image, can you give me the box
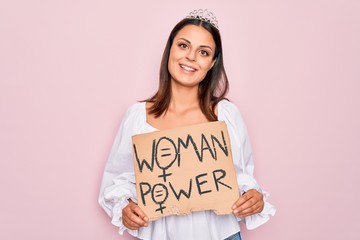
[169,83,199,112]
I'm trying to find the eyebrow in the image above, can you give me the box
[177,38,214,52]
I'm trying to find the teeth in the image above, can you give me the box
[180,65,195,71]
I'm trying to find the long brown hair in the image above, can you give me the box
[146,18,229,121]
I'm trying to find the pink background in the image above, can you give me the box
[1,0,359,239]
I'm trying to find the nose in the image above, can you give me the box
[186,49,197,62]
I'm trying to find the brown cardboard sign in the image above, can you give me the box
[132,121,239,221]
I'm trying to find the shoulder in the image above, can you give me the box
[121,102,146,128]
[125,102,145,114]
[218,99,240,114]
[218,99,242,119]
[123,102,145,117]
[218,100,247,129]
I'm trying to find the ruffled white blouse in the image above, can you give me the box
[98,100,276,240]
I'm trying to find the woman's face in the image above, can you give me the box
[168,24,216,88]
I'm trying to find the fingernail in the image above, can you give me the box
[233,210,238,214]
[232,205,236,210]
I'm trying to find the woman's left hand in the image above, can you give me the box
[232,189,264,218]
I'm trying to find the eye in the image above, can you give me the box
[178,43,188,49]
[199,50,209,56]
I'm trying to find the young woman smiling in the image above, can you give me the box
[99,9,275,240]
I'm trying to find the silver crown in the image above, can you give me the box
[185,9,219,30]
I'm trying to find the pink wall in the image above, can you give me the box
[1,0,359,239]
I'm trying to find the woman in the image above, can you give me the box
[99,9,275,240]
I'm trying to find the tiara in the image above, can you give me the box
[185,9,219,30]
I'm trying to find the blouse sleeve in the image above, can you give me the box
[98,104,141,236]
[219,100,276,230]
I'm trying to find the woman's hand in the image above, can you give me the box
[122,199,149,230]
[232,189,264,218]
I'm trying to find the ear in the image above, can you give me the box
[210,58,217,69]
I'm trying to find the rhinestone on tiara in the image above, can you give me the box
[185,9,219,30]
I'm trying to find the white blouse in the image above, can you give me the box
[98,100,276,240]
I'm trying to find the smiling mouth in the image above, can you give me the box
[180,64,196,72]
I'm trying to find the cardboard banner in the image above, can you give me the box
[132,121,239,220]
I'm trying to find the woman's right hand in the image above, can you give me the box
[122,199,149,230]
